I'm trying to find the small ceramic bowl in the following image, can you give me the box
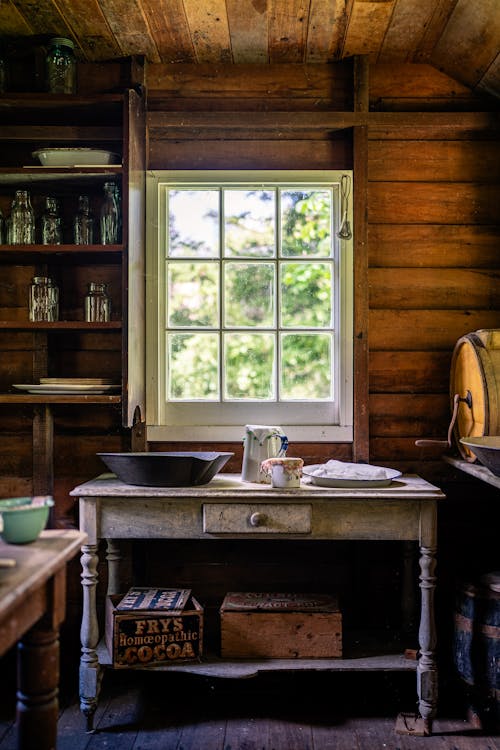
[0,496,54,544]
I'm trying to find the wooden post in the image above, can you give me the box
[352,56,370,463]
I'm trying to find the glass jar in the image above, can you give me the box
[9,190,35,245]
[100,182,120,245]
[84,282,111,322]
[29,276,59,322]
[41,196,62,245]
[46,37,76,94]
[73,195,94,244]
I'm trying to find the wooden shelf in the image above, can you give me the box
[0,245,123,263]
[444,455,500,489]
[0,321,122,330]
[0,168,122,183]
[96,641,416,678]
[0,394,121,404]
[0,93,124,107]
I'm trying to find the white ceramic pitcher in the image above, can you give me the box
[241,424,288,483]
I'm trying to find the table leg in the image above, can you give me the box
[79,543,102,732]
[417,543,438,733]
[16,625,59,750]
[106,539,122,596]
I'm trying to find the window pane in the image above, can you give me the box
[167,262,219,328]
[224,190,275,257]
[280,262,332,328]
[168,190,219,257]
[224,262,275,328]
[281,190,331,257]
[281,333,332,399]
[168,333,219,400]
[224,333,275,400]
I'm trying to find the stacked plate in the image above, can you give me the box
[13,378,120,395]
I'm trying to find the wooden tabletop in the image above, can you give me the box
[0,529,86,623]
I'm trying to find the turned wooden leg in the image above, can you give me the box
[17,625,59,750]
[417,543,438,733]
[79,543,102,732]
[401,540,417,634]
[106,538,122,596]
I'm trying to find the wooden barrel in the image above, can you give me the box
[453,573,500,724]
[450,329,500,459]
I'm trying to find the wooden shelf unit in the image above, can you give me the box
[0,89,145,497]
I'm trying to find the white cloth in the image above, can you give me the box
[311,460,389,480]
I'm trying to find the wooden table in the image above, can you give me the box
[0,529,87,750]
[71,473,445,733]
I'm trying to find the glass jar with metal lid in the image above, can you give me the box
[46,37,76,94]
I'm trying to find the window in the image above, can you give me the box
[146,171,353,442]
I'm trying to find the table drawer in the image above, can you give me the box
[202,503,312,534]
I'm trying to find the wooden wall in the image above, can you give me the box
[1,59,499,674]
[146,61,500,486]
[367,65,500,481]
[1,60,498,511]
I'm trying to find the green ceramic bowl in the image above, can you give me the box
[0,496,54,544]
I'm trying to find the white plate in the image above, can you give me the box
[39,378,115,385]
[32,148,120,166]
[13,383,120,395]
[302,463,402,488]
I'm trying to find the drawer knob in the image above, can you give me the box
[249,512,265,527]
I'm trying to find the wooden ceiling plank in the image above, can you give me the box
[378,0,437,63]
[182,0,232,63]
[414,0,459,62]
[9,0,73,37]
[371,62,472,98]
[306,0,347,63]
[268,0,311,63]
[477,52,500,100]
[95,0,160,62]
[343,0,397,62]
[0,0,33,36]
[430,0,500,89]
[139,0,195,63]
[226,0,268,63]
[52,0,123,61]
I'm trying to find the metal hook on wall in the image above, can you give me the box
[337,174,352,240]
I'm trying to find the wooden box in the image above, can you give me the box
[220,592,342,658]
[105,588,203,668]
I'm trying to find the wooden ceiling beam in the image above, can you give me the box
[147,110,499,139]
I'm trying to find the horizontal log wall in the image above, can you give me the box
[367,71,500,478]
[1,61,499,503]
[146,62,500,482]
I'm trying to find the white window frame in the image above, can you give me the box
[146,170,353,443]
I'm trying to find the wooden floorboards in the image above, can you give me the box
[0,667,498,749]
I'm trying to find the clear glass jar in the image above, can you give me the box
[46,37,76,94]
[73,195,94,244]
[100,182,120,245]
[29,276,59,322]
[84,282,111,322]
[41,196,62,245]
[9,190,35,245]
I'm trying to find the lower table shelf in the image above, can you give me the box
[96,639,417,678]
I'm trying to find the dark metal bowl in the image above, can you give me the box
[97,451,234,487]
[459,437,500,477]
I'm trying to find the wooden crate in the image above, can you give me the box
[220,592,342,658]
[105,589,203,668]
